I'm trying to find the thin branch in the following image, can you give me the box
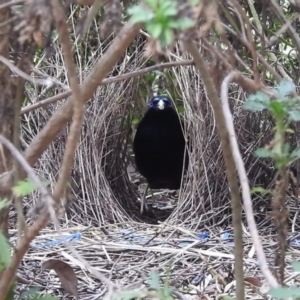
[0,135,52,201]
[50,0,84,200]
[269,0,300,61]
[0,56,53,87]
[75,0,104,40]
[220,71,279,288]
[48,0,119,291]
[0,0,23,10]
[0,21,142,191]
[0,20,142,299]
[228,0,259,83]
[20,60,194,115]
[182,39,245,300]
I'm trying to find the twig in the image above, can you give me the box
[229,0,259,83]
[0,21,142,191]
[75,0,103,40]
[0,135,53,203]
[182,39,245,300]
[0,135,56,299]
[269,0,300,61]
[0,19,142,300]
[220,71,279,288]
[49,0,118,292]
[0,55,53,87]
[50,0,83,200]
[50,0,118,293]
[0,0,23,10]
[20,60,194,115]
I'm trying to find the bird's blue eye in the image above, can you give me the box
[149,102,154,108]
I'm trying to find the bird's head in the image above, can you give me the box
[148,96,173,111]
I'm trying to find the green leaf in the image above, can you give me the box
[145,73,156,82]
[132,118,140,125]
[190,0,201,5]
[160,2,177,17]
[177,106,185,113]
[276,80,295,98]
[255,148,274,158]
[20,287,41,299]
[159,28,174,47]
[12,179,37,197]
[144,0,158,10]
[117,290,144,300]
[291,148,300,159]
[268,101,285,118]
[161,285,172,298]
[149,271,160,290]
[289,110,300,122]
[0,198,11,211]
[127,6,154,23]
[146,22,164,39]
[286,128,295,134]
[169,18,195,29]
[269,286,300,299]
[0,231,11,271]
[275,158,290,169]
[252,186,274,195]
[292,261,300,273]
[282,143,291,156]
[244,92,270,111]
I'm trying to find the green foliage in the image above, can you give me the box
[110,271,173,300]
[127,0,197,47]
[12,179,37,197]
[12,178,49,197]
[268,261,300,299]
[132,118,140,125]
[269,286,300,299]
[243,91,271,111]
[0,230,11,272]
[148,271,173,300]
[20,287,57,300]
[0,198,11,210]
[292,261,300,273]
[244,80,300,168]
[0,179,55,300]
[251,186,274,196]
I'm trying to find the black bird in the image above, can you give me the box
[133,95,189,213]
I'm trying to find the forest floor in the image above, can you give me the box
[12,220,300,300]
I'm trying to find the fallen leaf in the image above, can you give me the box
[41,259,78,298]
[244,276,262,287]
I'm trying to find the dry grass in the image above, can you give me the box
[7,2,300,298]
[11,222,300,299]
[21,38,300,227]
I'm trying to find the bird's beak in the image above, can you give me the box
[157,99,165,110]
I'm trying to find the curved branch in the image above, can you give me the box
[220,71,279,288]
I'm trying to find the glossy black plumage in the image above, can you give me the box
[133,96,188,190]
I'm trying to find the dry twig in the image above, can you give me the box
[182,40,245,300]
[220,71,279,289]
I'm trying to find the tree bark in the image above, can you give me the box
[0,4,15,237]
